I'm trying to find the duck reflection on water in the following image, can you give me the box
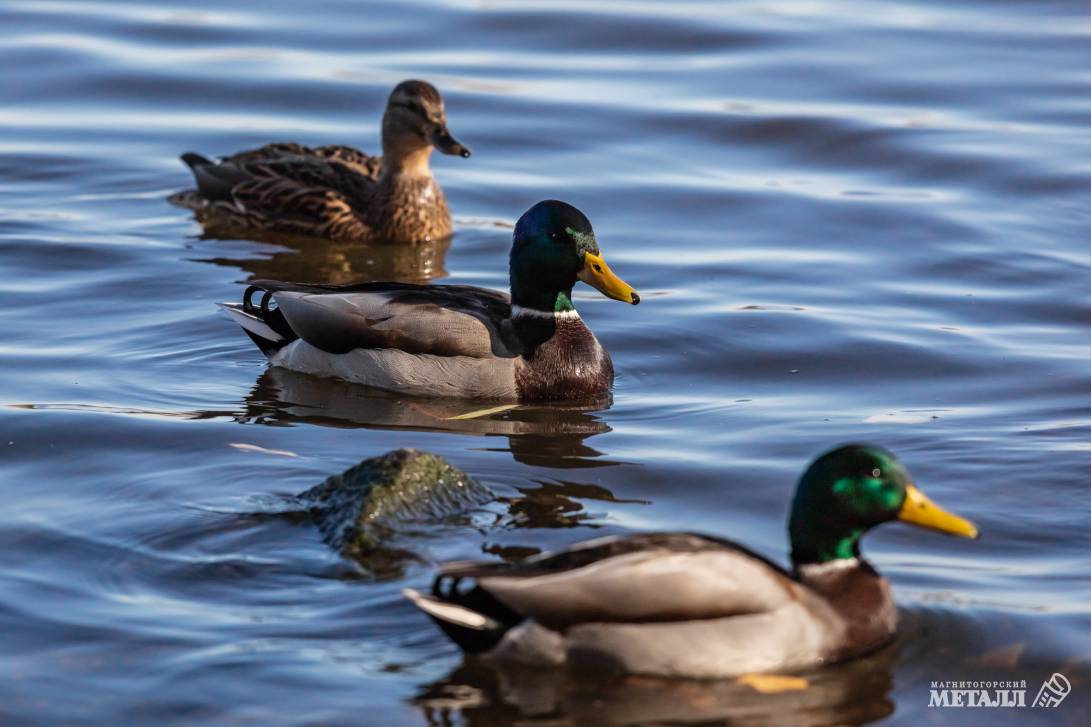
[195,228,452,285]
[412,645,896,727]
[240,367,617,469]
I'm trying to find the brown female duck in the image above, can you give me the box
[171,80,470,243]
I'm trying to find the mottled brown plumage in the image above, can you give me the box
[170,80,470,244]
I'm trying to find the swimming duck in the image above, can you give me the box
[219,200,640,401]
[404,445,979,678]
[170,79,470,243]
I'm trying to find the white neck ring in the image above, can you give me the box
[510,305,581,320]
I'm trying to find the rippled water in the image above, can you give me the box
[1,1,1089,724]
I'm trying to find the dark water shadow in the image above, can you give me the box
[497,479,647,530]
[240,367,619,469]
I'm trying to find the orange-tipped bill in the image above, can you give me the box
[579,251,640,305]
[898,485,978,538]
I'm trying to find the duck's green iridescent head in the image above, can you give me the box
[788,444,978,566]
[509,200,640,313]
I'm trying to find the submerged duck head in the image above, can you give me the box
[789,444,978,567]
[382,80,471,163]
[509,200,640,314]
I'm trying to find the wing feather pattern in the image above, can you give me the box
[248,280,520,358]
[436,534,802,629]
[180,143,382,229]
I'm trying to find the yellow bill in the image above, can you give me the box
[898,484,978,538]
[579,251,640,305]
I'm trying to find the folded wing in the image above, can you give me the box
[185,143,382,209]
[250,280,520,358]
[438,533,802,630]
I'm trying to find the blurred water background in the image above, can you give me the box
[0,0,1088,724]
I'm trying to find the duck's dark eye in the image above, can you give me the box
[551,232,560,241]
[871,468,881,478]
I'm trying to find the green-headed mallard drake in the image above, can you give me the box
[171,79,470,243]
[219,200,640,401]
[404,445,979,678]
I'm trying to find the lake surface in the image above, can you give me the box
[1,0,1088,724]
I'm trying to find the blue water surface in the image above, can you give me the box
[0,1,1088,724]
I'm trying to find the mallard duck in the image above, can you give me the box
[219,200,640,401]
[404,445,979,678]
[170,79,470,243]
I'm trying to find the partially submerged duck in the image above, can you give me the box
[405,445,979,678]
[171,80,470,243]
[220,200,640,401]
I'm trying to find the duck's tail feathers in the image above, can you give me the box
[404,588,512,655]
[179,151,251,202]
[218,288,297,356]
[181,152,214,170]
[168,154,219,209]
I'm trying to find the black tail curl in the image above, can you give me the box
[240,284,297,355]
[428,574,524,654]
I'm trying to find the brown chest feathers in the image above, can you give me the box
[360,175,452,244]
[802,561,898,661]
[513,316,614,402]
